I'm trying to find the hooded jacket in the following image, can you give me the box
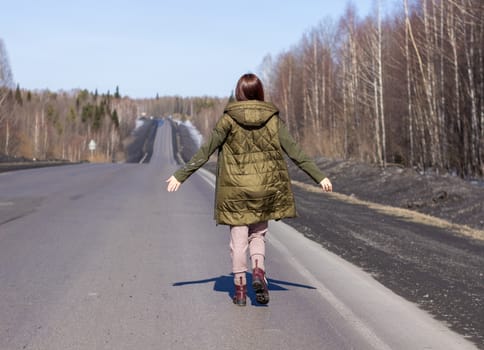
[173,100,325,226]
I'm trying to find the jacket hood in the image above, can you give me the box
[224,101,278,126]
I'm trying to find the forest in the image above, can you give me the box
[1,0,483,177]
[265,0,484,178]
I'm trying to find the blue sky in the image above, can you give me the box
[2,0,373,98]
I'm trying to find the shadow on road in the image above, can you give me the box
[173,274,316,306]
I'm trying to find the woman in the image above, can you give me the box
[166,73,332,306]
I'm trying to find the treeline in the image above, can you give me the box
[0,82,227,163]
[0,62,226,163]
[0,85,139,162]
[265,0,484,178]
[0,38,142,162]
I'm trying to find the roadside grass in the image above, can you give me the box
[291,180,484,242]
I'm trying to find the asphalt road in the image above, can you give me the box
[0,121,477,350]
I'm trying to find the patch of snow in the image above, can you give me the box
[135,118,145,130]
[176,119,203,148]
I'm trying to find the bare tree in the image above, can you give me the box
[338,4,360,159]
[0,39,14,89]
[404,0,415,166]
[0,38,15,155]
[257,54,274,100]
[271,51,300,137]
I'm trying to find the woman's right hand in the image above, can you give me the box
[166,176,181,192]
[320,178,333,192]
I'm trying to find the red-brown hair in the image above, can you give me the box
[235,73,265,101]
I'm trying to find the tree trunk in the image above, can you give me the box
[377,0,386,167]
[463,8,480,174]
[4,119,9,155]
[404,0,415,166]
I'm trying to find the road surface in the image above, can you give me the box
[0,121,476,349]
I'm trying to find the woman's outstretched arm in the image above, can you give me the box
[279,121,332,192]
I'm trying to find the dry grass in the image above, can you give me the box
[291,180,484,241]
[86,152,110,163]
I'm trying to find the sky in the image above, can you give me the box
[1,0,373,98]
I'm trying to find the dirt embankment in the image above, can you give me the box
[292,159,484,232]
[0,155,75,173]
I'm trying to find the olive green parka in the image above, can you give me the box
[173,100,325,226]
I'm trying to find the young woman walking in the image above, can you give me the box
[166,73,332,306]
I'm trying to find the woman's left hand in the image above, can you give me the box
[166,176,181,192]
[320,177,333,192]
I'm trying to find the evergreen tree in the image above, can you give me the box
[111,109,119,128]
[228,90,235,102]
[15,84,22,105]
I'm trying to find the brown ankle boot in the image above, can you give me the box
[252,260,269,305]
[233,276,247,306]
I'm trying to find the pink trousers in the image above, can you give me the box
[230,221,268,285]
